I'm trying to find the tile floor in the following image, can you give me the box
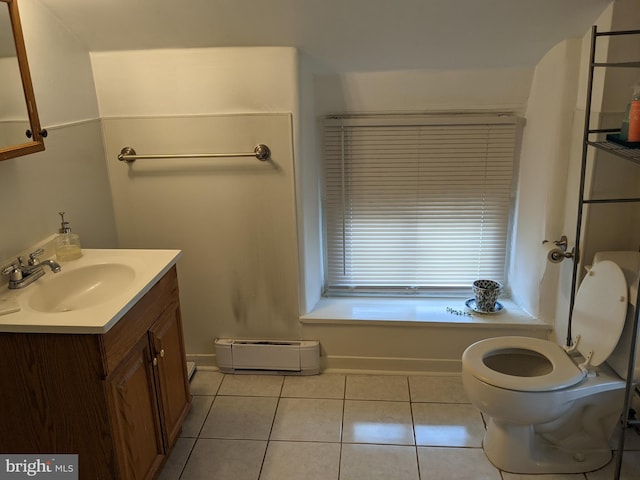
[158,371,640,480]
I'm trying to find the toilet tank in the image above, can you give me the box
[593,251,640,382]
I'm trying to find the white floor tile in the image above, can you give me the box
[270,397,343,442]
[409,375,470,403]
[610,423,640,451]
[340,444,420,480]
[180,395,213,438]
[260,441,340,480]
[343,400,415,445]
[412,403,485,447]
[164,372,640,480]
[502,473,588,479]
[188,370,224,395]
[157,437,195,480]
[218,374,284,396]
[585,450,640,480]
[417,447,501,480]
[180,438,267,480]
[346,374,410,401]
[200,395,278,440]
[281,373,345,399]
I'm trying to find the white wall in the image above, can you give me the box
[297,66,533,314]
[552,0,640,347]
[509,38,582,323]
[91,48,542,367]
[296,53,324,314]
[0,0,116,266]
[293,65,544,371]
[580,0,640,267]
[20,0,100,125]
[7,0,631,371]
[313,66,533,116]
[0,56,27,120]
[90,48,297,117]
[91,48,301,358]
[303,2,638,358]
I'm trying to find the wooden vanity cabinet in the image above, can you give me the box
[149,301,192,446]
[0,266,191,480]
[106,334,165,480]
[105,285,190,480]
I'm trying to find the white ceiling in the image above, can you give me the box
[37,0,612,72]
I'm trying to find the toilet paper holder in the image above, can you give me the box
[542,235,576,263]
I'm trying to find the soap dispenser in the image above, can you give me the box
[55,211,82,261]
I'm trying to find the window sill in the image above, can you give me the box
[300,296,550,330]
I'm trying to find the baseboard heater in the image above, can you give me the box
[214,339,320,375]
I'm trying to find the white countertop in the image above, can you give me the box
[0,249,181,334]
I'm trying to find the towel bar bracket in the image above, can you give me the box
[253,144,271,161]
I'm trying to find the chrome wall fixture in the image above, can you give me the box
[542,235,576,263]
[118,144,272,163]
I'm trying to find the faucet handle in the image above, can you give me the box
[28,248,44,266]
[2,263,17,275]
[1,263,23,281]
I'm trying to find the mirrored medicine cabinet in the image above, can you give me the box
[0,0,44,161]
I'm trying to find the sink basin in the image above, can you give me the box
[27,263,136,313]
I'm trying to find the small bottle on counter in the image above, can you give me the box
[55,211,82,261]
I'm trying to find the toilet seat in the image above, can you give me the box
[570,260,628,367]
[463,260,629,393]
[463,336,585,392]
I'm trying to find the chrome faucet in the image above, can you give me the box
[1,248,61,289]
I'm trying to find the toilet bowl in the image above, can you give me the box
[462,255,639,474]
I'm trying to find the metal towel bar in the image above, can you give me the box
[118,144,271,163]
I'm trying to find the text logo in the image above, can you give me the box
[0,455,77,479]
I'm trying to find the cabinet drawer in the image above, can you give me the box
[101,267,179,376]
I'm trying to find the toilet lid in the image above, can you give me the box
[572,260,628,366]
[463,336,585,392]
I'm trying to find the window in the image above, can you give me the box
[322,114,519,296]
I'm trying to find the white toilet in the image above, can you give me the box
[462,251,640,474]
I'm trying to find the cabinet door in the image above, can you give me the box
[150,301,191,449]
[107,335,165,480]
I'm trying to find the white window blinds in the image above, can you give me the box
[322,114,519,295]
